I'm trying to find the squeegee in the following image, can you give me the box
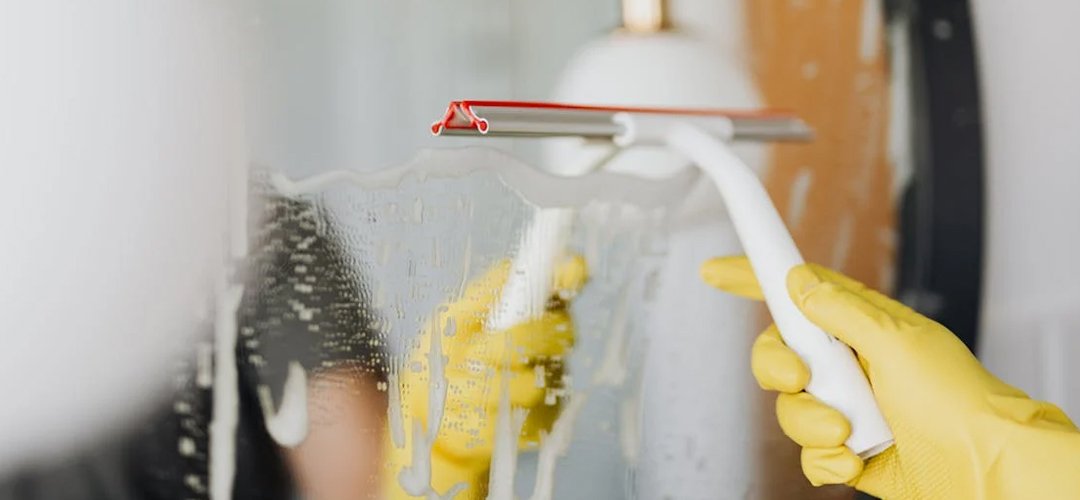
[432,100,894,458]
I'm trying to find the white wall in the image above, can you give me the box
[972,1,1080,416]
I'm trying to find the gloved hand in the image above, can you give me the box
[701,256,1080,499]
[385,256,587,499]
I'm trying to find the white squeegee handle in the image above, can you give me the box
[615,115,894,458]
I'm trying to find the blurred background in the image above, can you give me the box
[243,0,618,176]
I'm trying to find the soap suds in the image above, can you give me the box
[257,361,309,448]
[178,437,197,457]
[186,474,208,494]
[413,197,424,224]
[593,286,632,387]
[486,369,528,500]
[528,394,588,500]
[620,374,645,465]
[195,342,214,389]
[426,316,448,437]
[387,367,406,449]
[397,314,451,496]
[397,420,434,496]
[209,284,244,500]
[269,148,693,212]
[457,235,473,299]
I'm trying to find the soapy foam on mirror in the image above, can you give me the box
[256,361,309,448]
[179,436,197,457]
[266,150,684,498]
[457,235,473,301]
[269,148,693,212]
[619,374,645,465]
[529,394,588,500]
[397,420,433,496]
[592,284,632,387]
[427,314,448,442]
[397,314,451,496]
[196,342,214,388]
[209,284,244,500]
[387,367,406,449]
[486,367,528,500]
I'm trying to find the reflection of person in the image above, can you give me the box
[0,182,588,500]
[0,191,388,500]
[385,256,587,500]
[702,256,1080,499]
[236,190,389,499]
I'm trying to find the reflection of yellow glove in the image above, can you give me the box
[702,256,1080,499]
[385,257,587,499]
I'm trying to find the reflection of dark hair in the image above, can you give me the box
[239,193,388,386]
[0,191,386,500]
[229,192,387,499]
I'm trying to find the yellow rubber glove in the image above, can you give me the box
[701,256,1080,499]
[385,256,587,499]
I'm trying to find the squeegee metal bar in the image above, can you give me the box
[431,100,813,142]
